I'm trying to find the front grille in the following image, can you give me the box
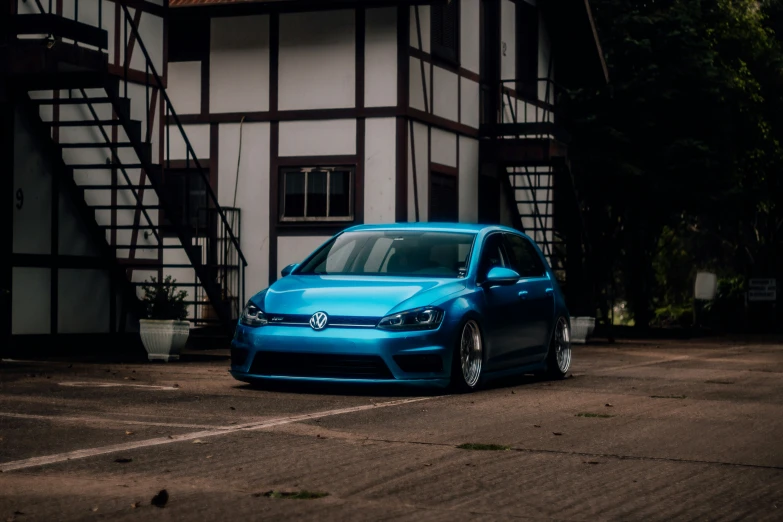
[249,352,394,379]
[393,354,443,373]
[231,348,249,367]
[265,314,380,328]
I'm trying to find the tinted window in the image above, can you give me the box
[431,0,460,65]
[297,231,476,278]
[504,233,545,278]
[430,172,458,222]
[477,233,510,280]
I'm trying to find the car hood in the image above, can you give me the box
[252,275,466,317]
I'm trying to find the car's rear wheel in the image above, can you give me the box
[450,318,484,392]
[545,316,571,379]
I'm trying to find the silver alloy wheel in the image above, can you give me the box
[554,317,572,374]
[460,320,483,387]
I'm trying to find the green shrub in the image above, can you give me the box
[141,276,189,321]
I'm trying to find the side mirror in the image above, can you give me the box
[280,263,298,277]
[484,266,520,287]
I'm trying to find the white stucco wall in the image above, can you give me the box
[431,128,457,168]
[279,10,355,111]
[279,120,356,157]
[458,137,479,223]
[210,15,270,113]
[365,7,398,108]
[407,121,429,222]
[364,118,397,223]
[168,61,202,115]
[218,122,272,293]
[277,236,331,277]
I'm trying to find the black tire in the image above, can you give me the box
[544,316,572,380]
[449,317,485,393]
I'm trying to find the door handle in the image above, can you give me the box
[518,290,528,300]
[545,287,554,296]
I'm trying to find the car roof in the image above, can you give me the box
[343,222,521,234]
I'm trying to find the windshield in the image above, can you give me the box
[297,230,476,278]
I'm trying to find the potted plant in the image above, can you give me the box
[139,276,190,362]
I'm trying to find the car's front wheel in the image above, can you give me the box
[450,318,484,392]
[544,316,572,379]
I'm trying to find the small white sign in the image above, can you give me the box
[694,272,717,300]
[748,278,777,302]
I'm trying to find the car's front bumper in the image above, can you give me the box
[229,321,456,387]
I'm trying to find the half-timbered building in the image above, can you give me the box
[1,0,606,353]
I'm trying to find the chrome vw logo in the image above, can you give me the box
[309,311,328,331]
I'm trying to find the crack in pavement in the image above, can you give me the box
[345,437,783,471]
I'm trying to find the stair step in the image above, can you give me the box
[60,142,137,148]
[96,225,162,229]
[48,119,130,127]
[49,119,143,143]
[32,97,114,105]
[91,205,162,210]
[112,244,183,249]
[78,185,152,190]
[13,13,109,50]
[63,142,152,163]
[71,163,145,170]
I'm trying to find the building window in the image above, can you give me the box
[431,0,460,65]
[429,170,458,222]
[478,175,500,224]
[279,166,354,222]
[516,1,539,100]
[168,13,209,62]
[162,169,209,235]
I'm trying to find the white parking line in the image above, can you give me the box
[0,412,216,430]
[58,382,180,391]
[0,396,435,473]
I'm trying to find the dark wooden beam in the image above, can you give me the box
[0,87,13,348]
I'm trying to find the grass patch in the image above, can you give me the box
[259,490,329,500]
[650,395,687,399]
[457,443,510,451]
[575,412,614,418]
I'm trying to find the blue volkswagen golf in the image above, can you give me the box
[230,223,572,391]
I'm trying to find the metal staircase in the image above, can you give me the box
[479,78,590,290]
[6,2,247,331]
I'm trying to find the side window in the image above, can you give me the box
[504,234,545,278]
[478,233,509,279]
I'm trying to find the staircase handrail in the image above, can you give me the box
[119,4,247,268]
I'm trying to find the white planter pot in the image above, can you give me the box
[570,317,596,344]
[139,319,190,362]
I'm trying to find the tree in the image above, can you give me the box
[565,0,783,329]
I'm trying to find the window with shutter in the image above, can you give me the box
[431,0,460,66]
[516,2,539,100]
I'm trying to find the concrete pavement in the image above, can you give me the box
[1,338,781,521]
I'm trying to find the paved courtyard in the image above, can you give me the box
[1,337,782,521]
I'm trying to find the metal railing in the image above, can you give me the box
[195,207,245,322]
[481,78,565,128]
[16,0,248,323]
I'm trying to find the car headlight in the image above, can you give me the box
[377,306,444,331]
[239,302,268,327]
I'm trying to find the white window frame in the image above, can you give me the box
[279,165,355,223]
